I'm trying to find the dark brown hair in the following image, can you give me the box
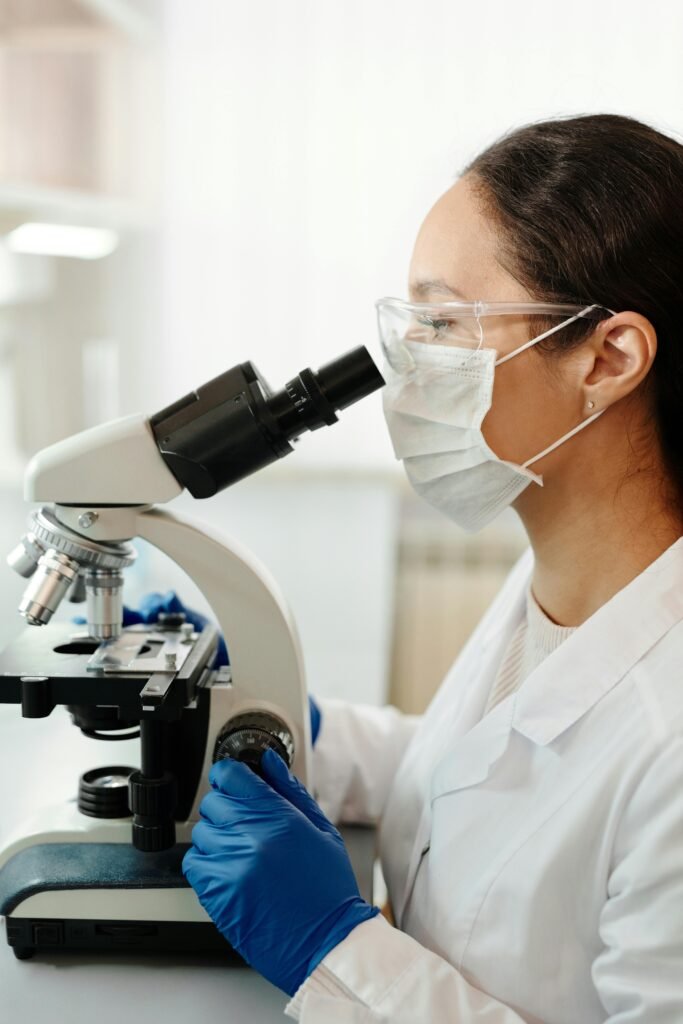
[463,113,683,498]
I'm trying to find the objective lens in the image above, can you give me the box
[7,533,45,579]
[18,549,80,626]
[85,569,124,640]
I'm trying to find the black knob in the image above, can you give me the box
[128,770,177,851]
[156,611,187,628]
[131,817,177,853]
[78,766,134,819]
[213,711,295,776]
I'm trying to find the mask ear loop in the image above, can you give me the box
[497,302,612,473]
[521,409,604,469]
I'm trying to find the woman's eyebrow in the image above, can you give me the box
[409,279,467,300]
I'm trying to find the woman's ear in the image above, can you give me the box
[582,312,657,414]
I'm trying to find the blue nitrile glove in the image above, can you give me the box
[182,748,378,995]
[309,694,321,746]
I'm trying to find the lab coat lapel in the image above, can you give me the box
[429,696,516,797]
[395,688,519,928]
[425,562,530,800]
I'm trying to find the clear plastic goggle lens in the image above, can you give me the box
[379,306,483,351]
[376,299,614,373]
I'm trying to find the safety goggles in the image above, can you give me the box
[375,297,616,371]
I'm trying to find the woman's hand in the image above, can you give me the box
[182,749,378,996]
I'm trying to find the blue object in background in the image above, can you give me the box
[183,748,378,995]
[309,694,322,746]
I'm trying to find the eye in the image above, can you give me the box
[404,314,479,348]
[416,316,452,330]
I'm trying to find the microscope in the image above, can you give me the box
[0,346,384,960]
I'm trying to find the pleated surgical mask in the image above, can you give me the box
[377,299,613,532]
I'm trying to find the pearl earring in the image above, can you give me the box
[587,401,595,410]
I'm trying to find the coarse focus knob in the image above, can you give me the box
[128,770,177,852]
[128,770,178,818]
[213,711,295,775]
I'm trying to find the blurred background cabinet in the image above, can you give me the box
[0,0,159,196]
[0,0,162,470]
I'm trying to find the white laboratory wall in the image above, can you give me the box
[156,0,683,469]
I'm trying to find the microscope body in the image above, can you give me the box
[0,348,384,960]
[0,418,311,957]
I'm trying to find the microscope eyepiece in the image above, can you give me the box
[316,346,385,412]
[266,347,383,438]
[151,346,385,499]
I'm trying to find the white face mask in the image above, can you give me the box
[381,310,604,533]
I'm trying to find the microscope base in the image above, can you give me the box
[0,827,376,961]
[0,840,233,960]
[6,917,237,960]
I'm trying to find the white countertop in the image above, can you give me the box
[1,929,290,1022]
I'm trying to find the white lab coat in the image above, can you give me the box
[285,539,683,1022]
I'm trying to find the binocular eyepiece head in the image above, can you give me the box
[151,345,385,499]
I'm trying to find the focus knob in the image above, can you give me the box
[78,766,134,819]
[213,711,294,775]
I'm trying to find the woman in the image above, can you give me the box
[183,113,683,1022]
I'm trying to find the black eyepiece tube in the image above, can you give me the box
[151,345,385,499]
[268,346,386,440]
[317,347,385,413]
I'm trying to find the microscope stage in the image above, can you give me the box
[0,622,218,720]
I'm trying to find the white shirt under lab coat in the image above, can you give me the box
[285,539,683,1022]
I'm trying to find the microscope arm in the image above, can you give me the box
[136,506,311,787]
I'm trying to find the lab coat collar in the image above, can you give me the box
[430,695,516,800]
[512,536,683,746]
